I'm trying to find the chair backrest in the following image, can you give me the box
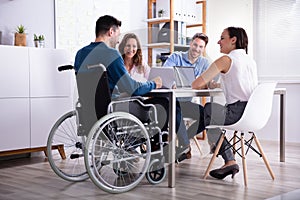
[76,64,111,134]
[226,82,277,132]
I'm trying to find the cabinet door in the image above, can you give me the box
[30,97,73,148]
[0,98,30,152]
[0,45,29,98]
[29,48,71,97]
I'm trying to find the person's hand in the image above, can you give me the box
[208,80,220,89]
[152,76,162,89]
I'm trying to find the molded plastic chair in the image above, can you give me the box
[203,82,277,186]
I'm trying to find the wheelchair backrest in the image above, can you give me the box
[76,64,111,135]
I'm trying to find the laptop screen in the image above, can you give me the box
[173,66,195,88]
[148,67,176,88]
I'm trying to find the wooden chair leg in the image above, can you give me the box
[203,134,225,179]
[240,133,248,186]
[253,135,275,180]
[57,145,66,160]
[196,130,206,140]
[184,117,205,156]
[193,136,203,155]
[43,148,48,157]
[44,145,66,159]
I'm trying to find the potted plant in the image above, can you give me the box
[14,24,27,46]
[156,58,162,66]
[158,9,165,17]
[33,34,45,48]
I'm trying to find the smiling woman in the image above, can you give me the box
[118,33,151,82]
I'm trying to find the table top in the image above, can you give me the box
[149,87,285,97]
[274,88,286,95]
[149,88,223,98]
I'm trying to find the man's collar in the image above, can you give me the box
[182,51,191,63]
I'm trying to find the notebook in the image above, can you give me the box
[173,66,196,88]
[148,67,176,88]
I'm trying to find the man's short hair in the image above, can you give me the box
[95,15,122,37]
[192,33,209,46]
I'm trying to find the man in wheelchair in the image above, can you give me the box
[74,15,193,163]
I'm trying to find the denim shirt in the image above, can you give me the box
[163,51,210,77]
[162,51,210,102]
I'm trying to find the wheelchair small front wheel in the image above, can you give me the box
[146,158,166,185]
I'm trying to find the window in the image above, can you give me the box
[254,0,300,81]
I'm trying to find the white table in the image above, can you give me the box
[145,88,223,187]
[145,88,286,188]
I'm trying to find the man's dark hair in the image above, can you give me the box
[192,33,209,46]
[95,15,122,37]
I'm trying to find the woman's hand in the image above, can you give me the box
[208,80,220,89]
[192,56,229,89]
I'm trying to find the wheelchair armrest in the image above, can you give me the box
[107,96,158,123]
[115,95,145,101]
[108,96,152,112]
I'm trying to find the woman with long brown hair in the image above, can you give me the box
[118,33,151,82]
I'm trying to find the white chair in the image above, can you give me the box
[203,82,277,186]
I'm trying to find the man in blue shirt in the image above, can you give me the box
[163,33,210,77]
[163,33,211,155]
[74,15,190,160]
[74,15,160,98]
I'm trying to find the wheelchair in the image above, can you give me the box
[47,64,168,193]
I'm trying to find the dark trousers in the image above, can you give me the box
[144,97,189,147]
[178,101,205,139]
[204,101,247,162]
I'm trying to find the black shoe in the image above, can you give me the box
[175,145,191,163]
[162,145,191,163]
[209,164,239,179]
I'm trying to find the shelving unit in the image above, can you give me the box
[147,0,206,64]
[146,0,207,140]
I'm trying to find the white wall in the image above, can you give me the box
[206,0,253,61]
[0,0,148,55]
[55,0,148,61]
[0,0,55,48]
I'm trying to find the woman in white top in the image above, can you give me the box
[118,33,151,82]
[192,27,258,180]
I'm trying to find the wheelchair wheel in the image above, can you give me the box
[47,111,89,182]
[84,112,151,194]
[146,159,166,185]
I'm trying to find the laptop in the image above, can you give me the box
[173,66,196,88]
[148,67,176,89]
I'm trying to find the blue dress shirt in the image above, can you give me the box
[162,51,210,77]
